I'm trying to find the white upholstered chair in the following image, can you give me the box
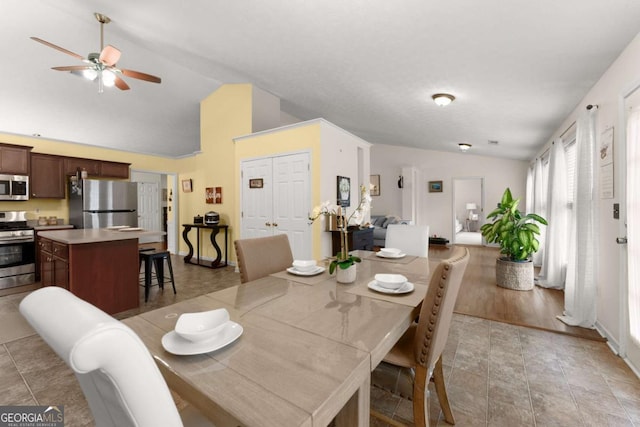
[19,287,213,427]
[234,234,294,283]
[372,246,470,426]
[385,224,430,257]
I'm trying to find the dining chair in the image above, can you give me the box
[19,287,214,427]
[385,224,430,257]
[372,246,470,426]
[234,233,294,283]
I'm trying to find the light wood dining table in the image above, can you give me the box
[123,250,439,427]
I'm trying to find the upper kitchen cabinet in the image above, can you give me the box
[31,153,65,199]
[63,157,129,179]
[100,161,130,179]
[0,144,32,175]
[64,157,101,177]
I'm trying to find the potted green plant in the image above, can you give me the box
[309,185,371,282]
[480,188,547,290]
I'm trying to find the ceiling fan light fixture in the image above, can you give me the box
[432,93,455,106]
[458,143,472,152]
[82,69,98,81]
[102,70,116,87]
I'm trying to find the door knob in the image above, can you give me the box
[265,222,272,227]
[616,237,628,244]
[273,223,278,227]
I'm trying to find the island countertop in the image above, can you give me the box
[37,228,165,245]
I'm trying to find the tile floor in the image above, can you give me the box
[1,255,639,426]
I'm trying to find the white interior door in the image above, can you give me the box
[137,182,160,232]
[272,153,311,259]
[241,152,311,259]
[622,86,640,371]
[241,158,273,239]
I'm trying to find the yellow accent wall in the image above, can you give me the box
[180,84,253,260]
[234,122,324,257]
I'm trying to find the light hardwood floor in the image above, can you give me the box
[431,245,604,341]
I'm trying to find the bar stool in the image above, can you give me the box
[138,250,176,302]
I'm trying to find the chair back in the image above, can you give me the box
[234,234,294,283]
[385,224,430,257]
[19,287,184,427]
[413,246,470,371]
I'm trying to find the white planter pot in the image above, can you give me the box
[336,264,357,284]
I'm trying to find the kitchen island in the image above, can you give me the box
[37,228,164,314]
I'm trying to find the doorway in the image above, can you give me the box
[131,171,177,254]
[452,177,484,245]
[620,83,640,372]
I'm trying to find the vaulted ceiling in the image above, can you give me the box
[3,1,640,159]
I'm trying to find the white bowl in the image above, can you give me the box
[292,260,317,272]
[380,248,402,256]
[375,274,407,290]
[175,308,230,342]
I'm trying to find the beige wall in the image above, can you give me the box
[370,144,529,241]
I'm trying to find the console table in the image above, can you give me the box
[330,227,374,254]
[181,224,228,269]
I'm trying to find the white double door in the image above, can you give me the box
[241,152,311,259]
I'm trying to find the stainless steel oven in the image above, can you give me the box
[0,211,35,289]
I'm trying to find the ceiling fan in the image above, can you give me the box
[31,12,161,93]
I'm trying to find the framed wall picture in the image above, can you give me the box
[205,187,214,204]
[429,180,443,193]
[214,187,222,204]
[337,176,351,207]
[182,179,192,193]
[370,174,380,196]
[249,178,263,188]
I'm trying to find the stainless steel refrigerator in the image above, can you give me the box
[68,179,138,229]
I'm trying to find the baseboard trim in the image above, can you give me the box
[595,321,620,354]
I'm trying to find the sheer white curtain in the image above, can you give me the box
[538,139,569,289]
[627,110,640,344]
[559,108,598,328]
[531,158,547,266]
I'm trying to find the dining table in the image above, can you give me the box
[122,249,441,427]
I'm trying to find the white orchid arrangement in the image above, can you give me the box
[309,185,372,273]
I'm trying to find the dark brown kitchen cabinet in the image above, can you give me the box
[64,157,101,177]
[30,153,65,199]
[63,157,129,179]
[100,161,130,178]
[0,144,31,175]
[39,237,68,289]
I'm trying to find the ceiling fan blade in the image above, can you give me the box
[99,45,121,67]
[120,69,161,84]
[52,65,92,72]
[30,37,84,61]
[114,75,130,91]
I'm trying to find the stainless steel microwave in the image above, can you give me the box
[0,175,29,201]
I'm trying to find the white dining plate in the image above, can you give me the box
[375,251,406,259]
[118,227,144,232]
[286,266,326,276]
[161,321,243,355]
[367,280,414,294]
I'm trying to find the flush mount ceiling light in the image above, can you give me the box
[432,93,455,106]
[458,143,472,152]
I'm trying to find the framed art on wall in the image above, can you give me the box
[337,176,351,207]
[182,179,192,193]
[429,180,443,193]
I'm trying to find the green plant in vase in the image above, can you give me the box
[309,185,372,274]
